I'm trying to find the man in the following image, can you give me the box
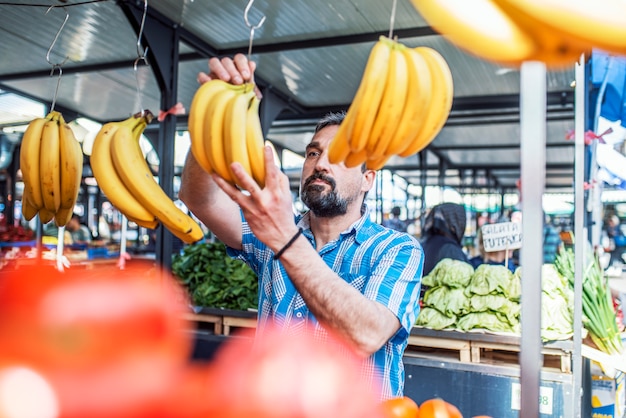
[179,54,423,400]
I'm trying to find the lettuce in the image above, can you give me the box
[423,285,471,317]
[422,258,474,288]
[415,307,456,330]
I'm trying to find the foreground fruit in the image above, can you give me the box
[418,398,462,418]
[411,0,626,68]
[380,396,420,418]
[204,326,385,418]
[0,262,193,418]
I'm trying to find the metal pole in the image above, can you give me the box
[572,53,587,418]
[519,61,546,418]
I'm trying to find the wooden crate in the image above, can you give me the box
[470,340,572,373]
[406,335,471,362]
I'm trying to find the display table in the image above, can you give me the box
[185,309,575,373]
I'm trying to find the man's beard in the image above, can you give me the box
[301,173,351,217]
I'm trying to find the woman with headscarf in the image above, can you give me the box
[420,202,468,276]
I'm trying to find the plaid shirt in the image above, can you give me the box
[227,209,424,399]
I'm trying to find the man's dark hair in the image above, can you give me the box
[314,111,346,134]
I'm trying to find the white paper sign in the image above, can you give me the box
[481,222,523,252]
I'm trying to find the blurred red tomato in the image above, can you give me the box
[144,361,217,418]
[204,325,385,418]
[418,398,462,418]
[0,261,193,418]
[380,396,420,418]
[0,359,60,418]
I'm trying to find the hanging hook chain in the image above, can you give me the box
[45,5,70,112]
[388,0,398,39]
[134,0,149,117]
[136,0,149,60]
[244,0,266,60]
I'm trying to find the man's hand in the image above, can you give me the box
[197,53,262,99]
[212,146,298,253]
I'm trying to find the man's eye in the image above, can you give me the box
[306,151,320,158]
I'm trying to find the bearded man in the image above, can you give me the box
[179,53,423,400]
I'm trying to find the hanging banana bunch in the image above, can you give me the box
[328,36,454,170]
[188,80,266,189]
[20,110,83,227]
[90,111,204,244]
[411,0,626,68]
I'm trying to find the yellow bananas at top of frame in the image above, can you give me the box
[410,0,626,68]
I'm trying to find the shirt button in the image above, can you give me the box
[296,312,303,318]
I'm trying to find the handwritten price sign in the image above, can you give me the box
[481,222,522,252]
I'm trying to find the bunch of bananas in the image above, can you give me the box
[328,36,453,170]
[188,79,266,189]
[412,0,626,68]
[90,112,203,244]
[20,110,83,227]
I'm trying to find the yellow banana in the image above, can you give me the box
[348,37,393,153]
[203,87,240,184]
[384,47,433,157]
[368,42,410,160]
[55,207,74,228]
[399,47,454,158]
[110,115,203,244]
[366,154,391,171]
[90,119,157,225]
[245,94,267,188]
[21,188,38,221]
[491,0,610,65]
[39,112,62,213]
[224,89,256,189]
[344,148,368,169]
[56,116,83,226]
[188,80,247,174]
[19,116,49,210]
[327,111,355,165]
[38,208,55,224]
[410,0,537,66]
[126,215,159,230]
[494,0,626,57]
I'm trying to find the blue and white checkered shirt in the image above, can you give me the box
[227,208,423,399]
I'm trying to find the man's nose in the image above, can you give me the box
[314,150,331,171]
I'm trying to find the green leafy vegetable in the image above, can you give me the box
[415,307,457,330]
[422,258,474,288]
[171,241,258,310]
[423,286,471,317]
[554,248,623,355]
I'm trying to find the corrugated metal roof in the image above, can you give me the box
[0,0,579,192]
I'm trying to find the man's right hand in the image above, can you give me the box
[197,54,262,99]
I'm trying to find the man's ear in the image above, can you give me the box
[362,169,376,192]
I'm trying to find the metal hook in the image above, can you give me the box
[134,0,149,117]
[45,5,70,111]
[388,0,398,39]
[244,0,266,59]
[49,66,63,112]
[136,0,149,60]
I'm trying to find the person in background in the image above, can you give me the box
[382,206,413,233]
[420,202,468,276]
[606,214,626,268]
[66,214,92,246]
[543,215,562,264]
[179,53,423,400]
[469,227,516,272]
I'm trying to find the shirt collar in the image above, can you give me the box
[296,206,373,245]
